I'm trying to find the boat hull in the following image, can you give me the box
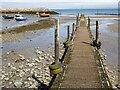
[2,15,14,19]
[39,14,50,17]
[15,17,27,21]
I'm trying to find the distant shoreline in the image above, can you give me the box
[0,8,59,14]
[1,11,59,14]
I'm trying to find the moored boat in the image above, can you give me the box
[15,17,27,21]
[2,15,14,19]
[39,13,50,17]
[15,14,22,17]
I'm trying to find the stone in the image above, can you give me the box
[19,54,25,60]
[14,80,23,88]
[38,56,44,60]
[1,75,5,79]
[28,63,33,67]
[11,66,16,70]
[6,51,11,55]
[28,77,32,81]
[19,65,24,69]
[36,49,42,55]
[26,59,30,62]
[9,82,12,84]
[7,63,11,67]
[4,77,9,81]
[29,84,36,88]
[38,68,41,70]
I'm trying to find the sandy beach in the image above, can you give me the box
[1,14,119,88]
[107,23,119,32]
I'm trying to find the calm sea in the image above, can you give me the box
[53,9,118,15]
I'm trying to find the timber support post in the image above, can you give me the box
[71,23,75,40]
[67,25,70,41]
[88,16,90,29]
[54,19,59,63]
[96,20,99,43]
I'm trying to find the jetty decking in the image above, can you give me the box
[60,16,102,88]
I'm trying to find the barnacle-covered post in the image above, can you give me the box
[76,14,79,29]
[71,23,75,40]
[88,16,90,29]
[54,19,59,63]
[96,20,99,43]
[67,25,70,41]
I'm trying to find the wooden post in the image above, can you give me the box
[55,19,59,63]
[88,17,90,29]
[67,25,70,41]
[72,23,75,35]
[96,20,99,43]
[77,13,79,25]
[76,15,78,28]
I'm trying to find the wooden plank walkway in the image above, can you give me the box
[60,17,102,88]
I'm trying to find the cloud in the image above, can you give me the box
[1,2,118,9]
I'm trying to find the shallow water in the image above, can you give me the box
[90,17,118,71]
[2,16,75,58]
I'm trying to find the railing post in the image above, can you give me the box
[71,23,75,40]
[54,19,59,63]
[67,25,70,41]
[77,13,80,26]
[96,20,99,43]
[72,23,75,35]
[76,15,78,29]
[88,16,90,29]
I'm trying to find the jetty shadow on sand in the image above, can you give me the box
[82,41,92,46]
[32,68,57,90]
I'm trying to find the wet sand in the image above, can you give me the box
[88,15,119,18]
[1,18,55,42]
[107,23,119,32]
[1,15,119,88]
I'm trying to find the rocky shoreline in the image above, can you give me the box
[0,8,59,14]
[1,43,64,88]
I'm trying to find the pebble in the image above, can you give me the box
[2,45,64,88]
[19,54,25,60]
[7,63,11,67]
[14,80,23,88]
[1,75,5,79]
[9,82,12,84]
[6,51,10,55]
[36,49,42,55]
[26,59,30,62]
[4,77,9,81]
[11,66,16,70]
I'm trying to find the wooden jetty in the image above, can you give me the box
[49,14,112,90]
[59,15,102,88]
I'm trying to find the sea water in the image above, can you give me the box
[53,9,118,15]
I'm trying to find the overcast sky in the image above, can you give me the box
[1,0,119,2]
[1,0,119,9]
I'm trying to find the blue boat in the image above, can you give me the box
[15,17,27,21]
